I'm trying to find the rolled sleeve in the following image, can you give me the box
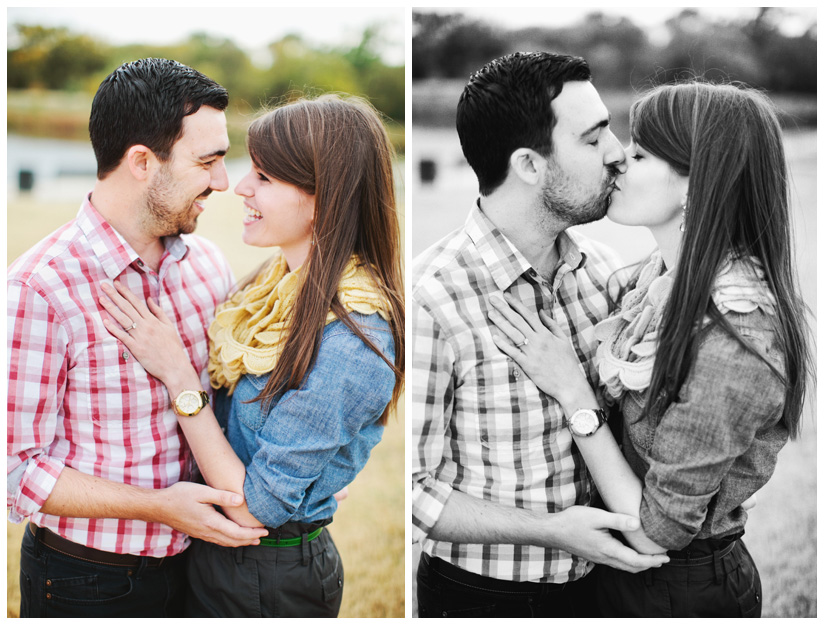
[639,325,785,549]
[7,281,69,521]
[244,326,394,527]
[411,299,456,543]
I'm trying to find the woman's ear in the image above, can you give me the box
[508,148,544,186]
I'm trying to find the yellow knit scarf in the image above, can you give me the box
[208,252,390,392]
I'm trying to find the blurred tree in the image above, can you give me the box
[656,10,763,86]
[260,34,361,105]
[413,12,506,79]
[340,25,405,123]
[412,12,455,79]
[745,8,817,93]
[8,24,110,89]
[362,64,405,124]
[510,13,653,89]
[411,9,816,95]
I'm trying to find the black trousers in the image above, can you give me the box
[596,537,762,617]
[417,553,600,618]
[19,524,185,618]
[185,521,343,618]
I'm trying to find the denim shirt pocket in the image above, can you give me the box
[233,374,274,432]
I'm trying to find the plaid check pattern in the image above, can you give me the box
[7,195,234,557]
[412,203,623,583]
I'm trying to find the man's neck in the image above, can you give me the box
[91,182,165,272]
[479,192,565,281]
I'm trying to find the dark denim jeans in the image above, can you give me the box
[417,553,600,618]
[19,525,186,618]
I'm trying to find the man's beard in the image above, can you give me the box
[541,162,618,227]
[145,164,205,237]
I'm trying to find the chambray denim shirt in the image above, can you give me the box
[619,308,788,550]
[213,312,395,529]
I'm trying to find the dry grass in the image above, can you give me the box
[6,185,406,618]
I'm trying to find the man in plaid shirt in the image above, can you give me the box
[412,52,668,617]
[7,59,267,618]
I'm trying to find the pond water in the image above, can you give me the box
[7,134,405,203]
[7,134,259,203]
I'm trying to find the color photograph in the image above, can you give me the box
[7,6,405,618]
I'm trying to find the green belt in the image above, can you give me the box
[258,527,324,547]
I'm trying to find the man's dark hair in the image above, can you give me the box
[456,51,591,196]
[89,58,229,179]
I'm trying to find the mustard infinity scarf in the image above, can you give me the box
[208,252,390,392]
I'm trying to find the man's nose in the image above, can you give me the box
[211,159,230,192]
[605,131,627,173]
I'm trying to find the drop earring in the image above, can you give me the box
[679,197,687,233]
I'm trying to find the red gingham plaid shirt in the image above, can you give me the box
[7,195,234,557]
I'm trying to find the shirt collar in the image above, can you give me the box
[465,200,587,290]
[76,193,190,279]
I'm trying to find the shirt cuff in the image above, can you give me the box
[8,456,65,523]
[411,475,453,543]
[639,488,708,550]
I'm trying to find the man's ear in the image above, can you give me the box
[125,145,158,182]
[508,148,544,186]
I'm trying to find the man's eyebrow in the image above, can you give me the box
[197,147,229,160]
[579,115,611,139]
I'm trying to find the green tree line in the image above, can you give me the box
[8,23,405,145]
[413,8,816,94]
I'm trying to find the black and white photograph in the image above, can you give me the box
[410,6,816,618]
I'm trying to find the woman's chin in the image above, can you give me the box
[605,204,626,225]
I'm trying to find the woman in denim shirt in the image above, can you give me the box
[489,82,812,616]
[102,95,404,617]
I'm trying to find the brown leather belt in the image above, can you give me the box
[28,522,168,568]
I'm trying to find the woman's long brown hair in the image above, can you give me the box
[631,81,813,438]
[243,94,404,425]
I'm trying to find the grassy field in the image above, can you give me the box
[5,186,406,618]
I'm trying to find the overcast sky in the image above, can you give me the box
[422,6,816,29]
[419,6,817,39]
[7,6,406,65]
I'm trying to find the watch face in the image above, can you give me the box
[571,411,598,435]
[177,392,200,414]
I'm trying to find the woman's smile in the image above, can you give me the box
[243,202,263,224]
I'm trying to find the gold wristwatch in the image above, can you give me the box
[172,390,210,417]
